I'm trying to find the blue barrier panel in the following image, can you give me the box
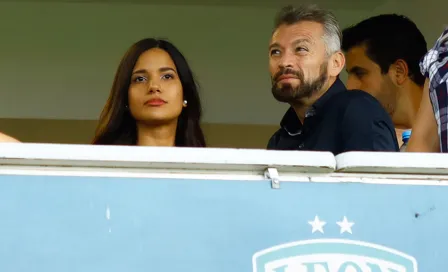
[1,144,447,271]
[0,173,446,271]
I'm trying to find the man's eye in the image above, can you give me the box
[355,72,365,78]
[270,49,280,56]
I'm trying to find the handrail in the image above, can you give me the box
[2,143,448,177]
[0,143,335,173]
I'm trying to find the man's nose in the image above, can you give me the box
[278,51,295,69]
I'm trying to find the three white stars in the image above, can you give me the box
[308,215,354,234]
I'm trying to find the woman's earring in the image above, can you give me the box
[183,100,188,107]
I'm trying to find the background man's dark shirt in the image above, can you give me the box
[267,78,399,155]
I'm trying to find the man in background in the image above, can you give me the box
[267,5,398,155]
[342,14,427,145]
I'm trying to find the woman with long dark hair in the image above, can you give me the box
[92,38,206,147]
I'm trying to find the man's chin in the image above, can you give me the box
[276,82,299,89]
[272,90,295,103]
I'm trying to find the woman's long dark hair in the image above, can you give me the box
[92,38,206,147]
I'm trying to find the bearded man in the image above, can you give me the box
[267,4,398,155]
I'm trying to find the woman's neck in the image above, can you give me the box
[136,121,177,147]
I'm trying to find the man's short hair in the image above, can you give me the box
[342,14,427,86]
[274,4,341,55]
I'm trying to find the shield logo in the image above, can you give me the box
[252,239,417,272]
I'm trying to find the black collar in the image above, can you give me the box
[280,78,346,135]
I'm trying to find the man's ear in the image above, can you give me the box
[328,51,345,77]
[389,59,408,86]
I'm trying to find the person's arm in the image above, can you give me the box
[410,28,448,152]
[340,92,399,153]
[406,79,439,152]
[0,132,20,143]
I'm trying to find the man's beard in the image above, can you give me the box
[271,62,328,104]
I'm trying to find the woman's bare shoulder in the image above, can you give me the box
[0,132,20,142]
